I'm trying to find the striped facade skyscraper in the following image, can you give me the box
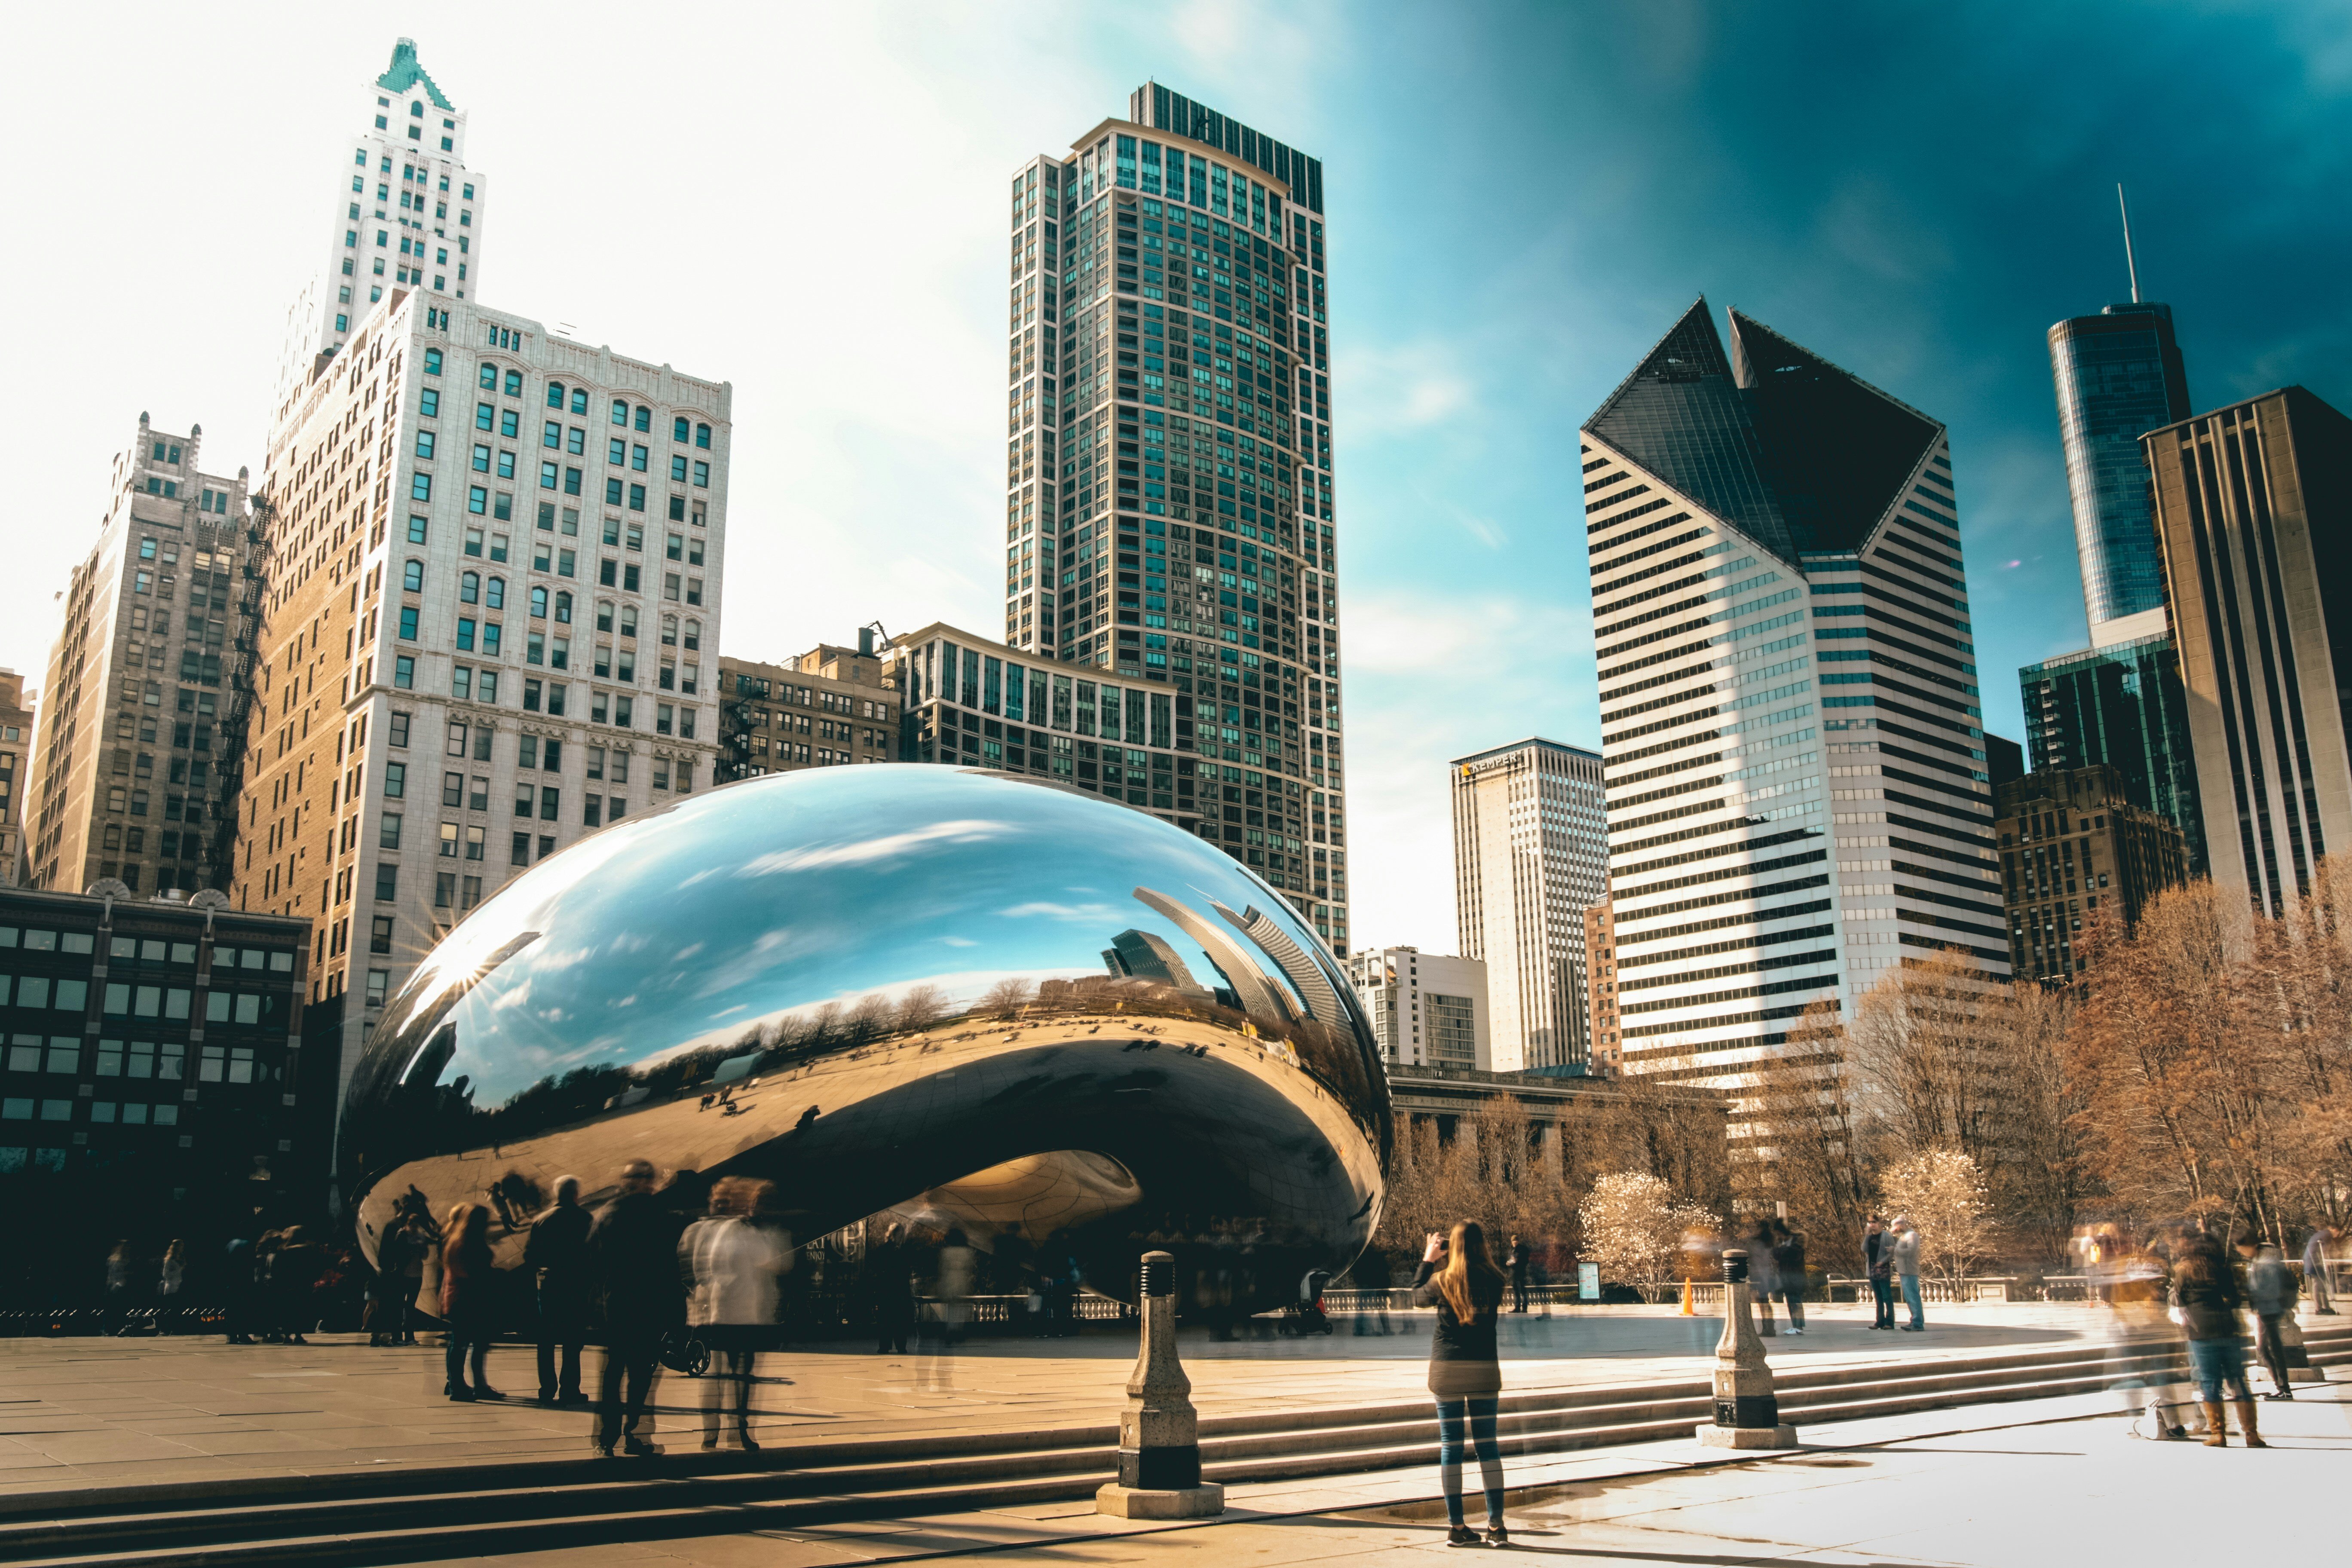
[1580,300,2007,1090]
[997,83,1348,949]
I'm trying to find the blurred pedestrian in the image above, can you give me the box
[2242,1239,2297,1402]
[527,1176,593,1405]
[222,1235,256,1344]
[440,1203,504,1402]
[272,1228,323,1345]
[2171,1229,2262,1447]
[104,1241,135,1336]
[2303,1226,2336,1314]
[1772,1220,1807,1335]
[1863,1217,1895,1329]
[1744,1222,1779,1337]
[591,1159,681,1456]
[156,1241,185,1336]
[680,1177,787,1450]
[869,1222,914,1354]
[918,1228,974,1392]
[1890,1217,1924,1331]
[1414,1222,1509,1549]
[1505,1234,1530,1314]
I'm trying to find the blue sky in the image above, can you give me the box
[8,2,2347,953]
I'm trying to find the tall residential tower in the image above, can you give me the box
[999,85,1348,949]
[1449,738,1606,1073]
[1580,301,2006,1090]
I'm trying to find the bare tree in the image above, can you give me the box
[1984,977,2090,1269]
[977,977,1037,1018]
[893,983,947,1034]
[1734,1001,1874,1272]
[1880,1149,1995,1288]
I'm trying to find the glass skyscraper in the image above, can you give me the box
[2018,633,2205,874]
[997,84,1348,950]
[2046,302,2190,646]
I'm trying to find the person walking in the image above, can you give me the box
[440,1203,505,1402]
[2302,1225,2337,1314]
[1505,1234,1530,1314]
[2171,1229,2262,1446]
[527,1176,594,1405]
[2242,1239,2298,1402]
[1863,1218,1895,1329]
[680,1177,787,1450]
[1772,1220,1807,1335]
[1890,1216,1925,1331]
[1413,1221,1510,1549]
[1744,1222,1779,1337]
[590,1159,682,1456]
[272,1228,323,1345]
[104,1241,136,1336]
[221,1236,256,1344]
[156,1241,186,1336]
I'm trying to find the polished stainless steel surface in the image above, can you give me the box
[341,767,1389,1311]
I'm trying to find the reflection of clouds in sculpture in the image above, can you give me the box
[340,768,1389,1309]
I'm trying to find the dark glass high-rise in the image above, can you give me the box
[2046,301,2190,642]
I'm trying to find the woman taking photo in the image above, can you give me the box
[1414,1220,1510,1547]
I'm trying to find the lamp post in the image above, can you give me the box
[1696,1247,1798,1449]
[1096,1250,1225,1518]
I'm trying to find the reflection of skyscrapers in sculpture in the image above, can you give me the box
[1133,885,1288,1020]
[1214,899,1343,1023]
[1449,738,1606,1074]
[1102,928,1211,1000]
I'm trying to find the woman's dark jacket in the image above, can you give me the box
[1413,1259,1505,1398]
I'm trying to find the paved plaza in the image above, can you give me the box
[297,1374,2349,1565]
[0,1301,2102,1493]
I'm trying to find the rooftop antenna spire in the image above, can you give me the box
[2116,182,2141,304]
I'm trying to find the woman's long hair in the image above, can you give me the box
[442,1202,489,1270]
[1435,1219,1506,1322]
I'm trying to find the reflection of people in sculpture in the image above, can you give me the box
[680,1177,788,1450]
[526,1176,592,1406]
[868,1222,916,1355]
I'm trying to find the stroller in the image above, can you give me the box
[1280,1268,1335,1336]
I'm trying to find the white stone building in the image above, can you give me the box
[232,291,729,1090]
[1344,945,1489,1070]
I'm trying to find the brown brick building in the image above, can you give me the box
[717,639,899,780]
[1996,763,2187,983]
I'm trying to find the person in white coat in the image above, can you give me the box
[679,1178,789,1449]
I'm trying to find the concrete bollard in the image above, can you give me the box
[1696,1248,1798,1449]
[1097,1250,1226,1518]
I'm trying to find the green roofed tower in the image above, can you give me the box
[272,40,490,444]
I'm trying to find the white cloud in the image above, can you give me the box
[738,818,1011,876]
[1000,901,1119,921]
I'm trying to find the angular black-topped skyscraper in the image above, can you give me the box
[1582,301,2006,1089]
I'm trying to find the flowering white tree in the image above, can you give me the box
[1579,1172,1719,1295]
[1879,1148,1994,1287]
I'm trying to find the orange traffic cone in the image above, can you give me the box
[1680,1278,1694,1316]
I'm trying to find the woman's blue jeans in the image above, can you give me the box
[1435,1396,1503,1527]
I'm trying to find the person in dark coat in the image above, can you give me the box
[868,1222,915,1355]
[440,1204,504,1401]
[2171,1228,2260,1446]
[527,1176,594,1404]
[1505,1234,1531,1314]
[590,1159,683,1455]
[1413,1220,1510,1549]
[1771,1220,1808,1335]
[2240,1238,2298,1403]
[1864,1217,1896,1328]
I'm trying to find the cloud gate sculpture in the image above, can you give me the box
[340,767,1390,1314]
